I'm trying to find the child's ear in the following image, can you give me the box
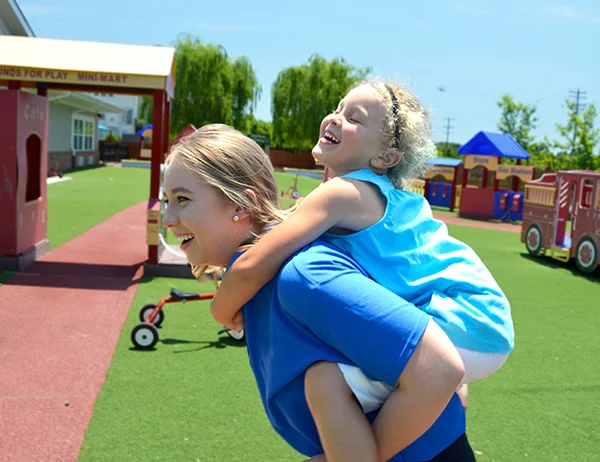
[370,151,402,169]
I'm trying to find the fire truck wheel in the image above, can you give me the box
[525,224,543,256]
[575,237,598,274]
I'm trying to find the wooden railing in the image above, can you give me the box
[407,179,425,196]
[524,184,556,207]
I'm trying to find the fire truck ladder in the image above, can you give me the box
[550,180,571,263]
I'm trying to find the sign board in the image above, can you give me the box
[464,155,499,171]
[426,166,455,181]
[495,165,535,182]
[0,66,164,90]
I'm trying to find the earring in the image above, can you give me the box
[233,215,240,222]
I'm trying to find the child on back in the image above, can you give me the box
[209,80,514,461]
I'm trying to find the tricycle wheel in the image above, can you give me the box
[139,304,164,327]
[226,328,246,342]
[131,323,159,350]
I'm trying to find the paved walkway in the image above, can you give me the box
[0,202,147,462]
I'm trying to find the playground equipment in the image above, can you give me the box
[424,158,463,211]
[0,90,50,271]
[522,170,600,274]
[281,174,302,200]
[131,271,246,350]
[458,131,535,222]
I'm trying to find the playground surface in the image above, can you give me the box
[1,167,598,461]
[0,202,146,462]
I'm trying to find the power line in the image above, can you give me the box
[443,117,454,156]
[569,89,587,154]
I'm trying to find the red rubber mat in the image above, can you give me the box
[0,202,147,461]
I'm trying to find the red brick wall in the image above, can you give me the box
[49,151,100,171]
[269,149,316,170]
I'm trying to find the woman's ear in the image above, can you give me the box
[234,189,257,221]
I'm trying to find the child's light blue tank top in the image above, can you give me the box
[323,169,514,354]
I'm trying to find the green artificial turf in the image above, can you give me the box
[81,223,599,461]
[77,277,299,462]
[46,167,151,250]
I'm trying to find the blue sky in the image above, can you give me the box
[19,0,599,145]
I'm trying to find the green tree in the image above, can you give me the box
[497,94,538,154]
[555,99,599,170]
[244,114,272,137]
[139,34,261,138]
[435,142,460,158]
[271,55,370,151]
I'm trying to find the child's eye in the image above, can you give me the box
[176,196,189,204]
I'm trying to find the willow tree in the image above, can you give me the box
[139,34,261,137]
[271,55,370,151]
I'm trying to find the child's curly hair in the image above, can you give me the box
[360,80,437,189]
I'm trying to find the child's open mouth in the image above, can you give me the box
[176,233,195,250]
[321,130,340,145]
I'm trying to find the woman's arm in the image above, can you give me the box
[210,178,368,330]
[373,319,464,461]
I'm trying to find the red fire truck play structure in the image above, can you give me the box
[522,170,600,274]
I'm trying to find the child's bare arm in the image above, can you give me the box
[210,178,366,329]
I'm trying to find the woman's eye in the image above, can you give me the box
[177,196,189,204]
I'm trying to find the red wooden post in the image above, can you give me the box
[450,166,458,212]
[163,97,171,154]
[148,90,165,265]
[512,159,522,191]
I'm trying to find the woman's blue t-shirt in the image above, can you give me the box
[233,239,466,461]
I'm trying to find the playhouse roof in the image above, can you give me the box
[0,35,176,98]
[425,157,463,167]
[457,131,530,160]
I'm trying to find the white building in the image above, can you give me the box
[93,93,140,140]
[0,0,124,171]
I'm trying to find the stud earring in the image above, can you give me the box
[233,215,240,222]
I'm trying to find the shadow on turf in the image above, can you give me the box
[167,335,246,353]
[519,253,600,283]
[127,335,246,354]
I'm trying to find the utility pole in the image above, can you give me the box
[443,117,454,156]
[568,89,586,155]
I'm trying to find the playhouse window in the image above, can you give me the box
[25,134,41,202]
[580,179,593,209]
[72,115,95,152]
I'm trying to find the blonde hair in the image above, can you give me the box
[356,80,437,189]
[165,123,287,279]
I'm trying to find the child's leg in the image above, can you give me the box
[304,361,378,462]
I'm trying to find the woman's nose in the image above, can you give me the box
[162,205,179,228]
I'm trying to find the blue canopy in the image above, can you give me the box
[425,157,463,167]
[136,124,153,136]
[457,131,529,160]
[98,124,109,130]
